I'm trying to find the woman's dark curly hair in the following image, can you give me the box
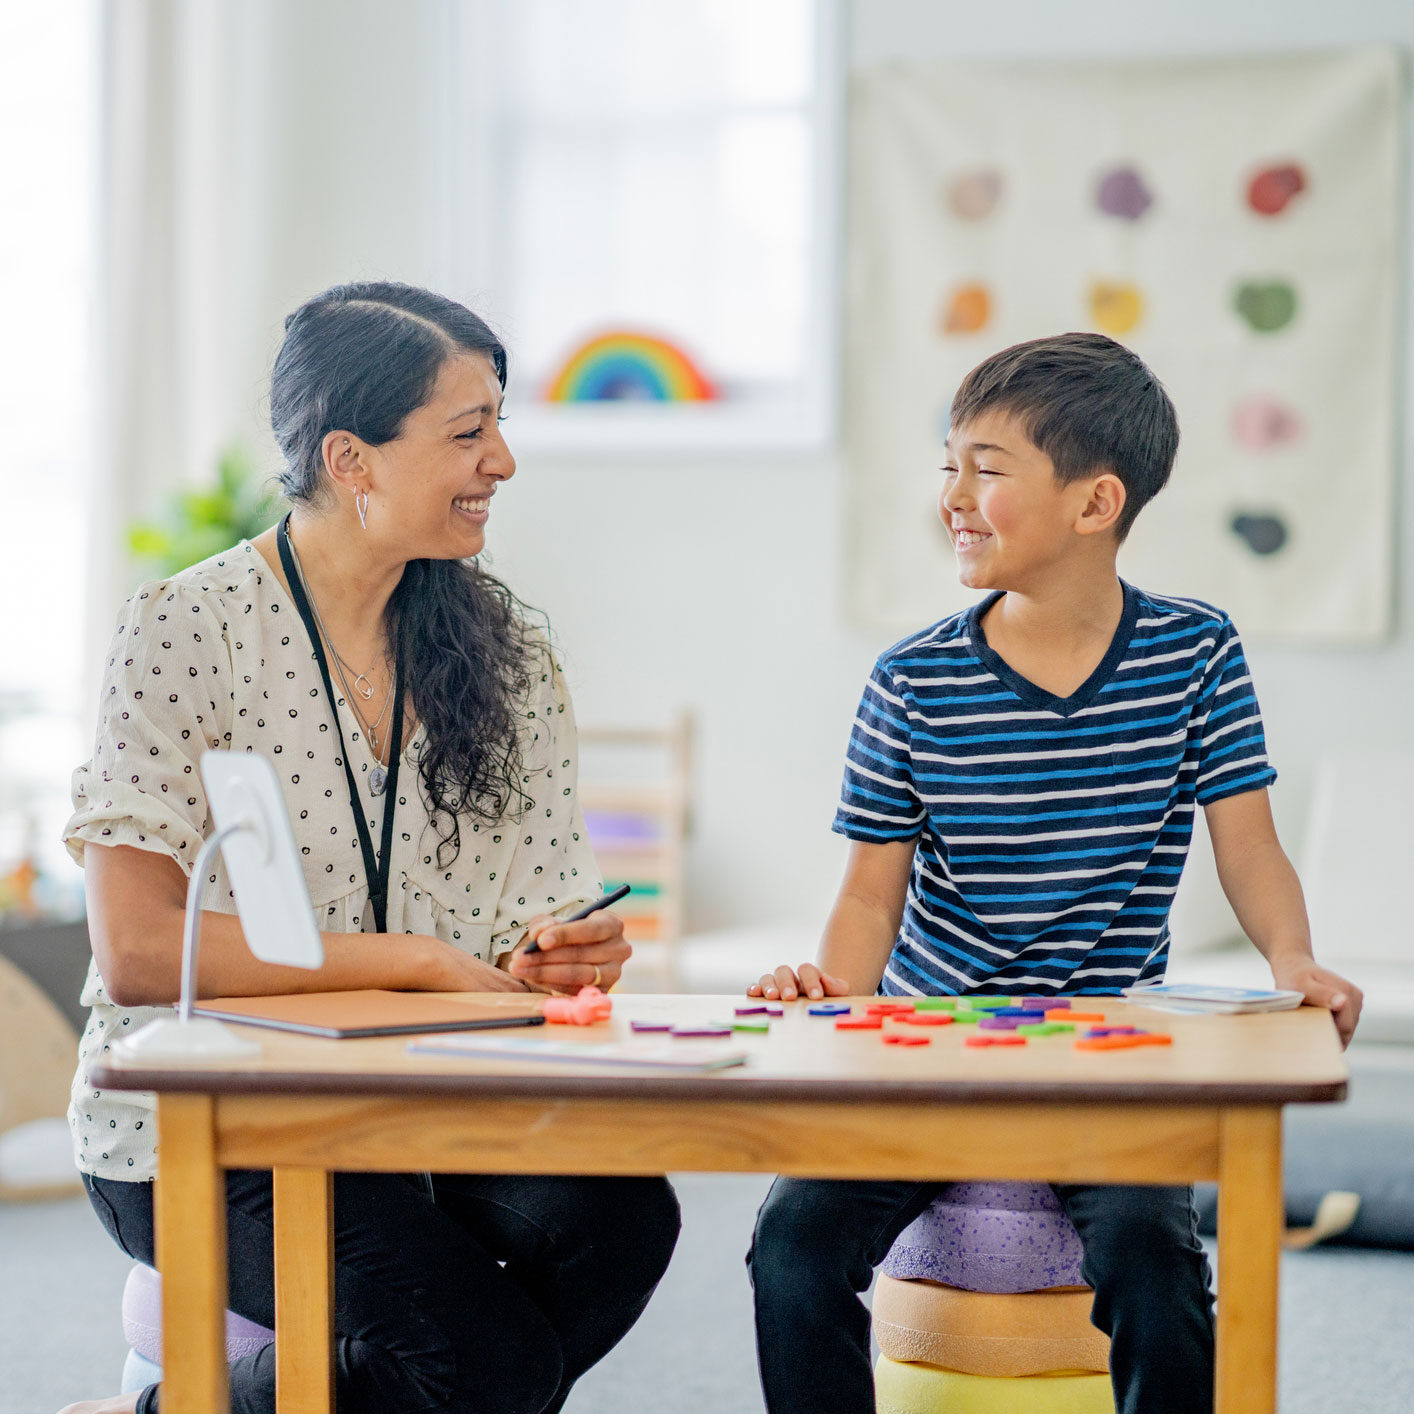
[270,281,538,865]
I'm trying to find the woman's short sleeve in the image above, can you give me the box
[64,581,234,874]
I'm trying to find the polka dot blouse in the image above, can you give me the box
[63,540,602,1182]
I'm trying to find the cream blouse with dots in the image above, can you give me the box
[63,539,602,1182]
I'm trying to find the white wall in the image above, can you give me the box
[486,1,1414,944]
[105,0,1414,946]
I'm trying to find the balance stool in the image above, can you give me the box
[119,1263,274,1393]
[873,1182,1114,1414]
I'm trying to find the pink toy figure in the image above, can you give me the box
[542,985,613,1025]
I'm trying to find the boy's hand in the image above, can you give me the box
[747,964,851,1002]
[1271,956,1363,1048]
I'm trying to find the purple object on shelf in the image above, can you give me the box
[881,1182,1086,1293]
[977,1016,1023,1030]
[630,1020,673,1033]
[582,811,662,845]
[671,1025,733,1038]
[736,1005,769,1015]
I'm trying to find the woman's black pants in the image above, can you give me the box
[86,1168,680,1414]
[747,1177,1215,1414]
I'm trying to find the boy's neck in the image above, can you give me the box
[987,572,1125,648]
[980,566,1126,698]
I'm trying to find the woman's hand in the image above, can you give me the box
[418,938,530,993]
[748,963,851,1003]
[504,909,631,995]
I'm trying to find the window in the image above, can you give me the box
[0,4,97,915]
[433,0,841,451]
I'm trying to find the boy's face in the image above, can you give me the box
[939,409,1104,593]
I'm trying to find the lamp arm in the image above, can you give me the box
[177,821,248,1023]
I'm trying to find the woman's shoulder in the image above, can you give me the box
[118,540,279,632]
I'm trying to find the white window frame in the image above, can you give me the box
[425,0,843,455]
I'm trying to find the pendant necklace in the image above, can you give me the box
[283,524,396,795]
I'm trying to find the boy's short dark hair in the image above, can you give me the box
[949,332,1178,539]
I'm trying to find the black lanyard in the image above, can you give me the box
[277,513,405,935]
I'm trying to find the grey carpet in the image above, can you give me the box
[10,1053,1414,1411]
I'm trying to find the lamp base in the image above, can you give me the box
[112,1016,262,1061]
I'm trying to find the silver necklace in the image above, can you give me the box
[286,531,396,792]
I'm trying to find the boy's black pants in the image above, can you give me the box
[748,1177,1215,1414]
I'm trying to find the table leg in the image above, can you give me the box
[1216,1107,1283,1414]
[156,1094,229,1414]
[273,1167,334,1414]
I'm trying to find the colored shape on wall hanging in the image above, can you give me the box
[1088,281,1145,335]
[543,332,718,403]
[1247,162,1307,216]
[1233,280,1298,333]
[1230,512,1290,556]
[947,170,1003,220]
[1232,396,1304,451]
[1095,166,1154,220]
[940,284,992,335]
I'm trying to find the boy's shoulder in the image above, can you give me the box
[1128,583,1235,634]
[874,603,977,677]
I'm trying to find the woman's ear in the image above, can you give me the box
[1076,472,1127,538]
[320,430,367,495]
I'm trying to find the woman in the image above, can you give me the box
[60,282,680,1414]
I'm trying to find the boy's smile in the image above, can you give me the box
[939,409,1109,594]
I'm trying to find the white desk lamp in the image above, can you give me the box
[114,751,324,1060]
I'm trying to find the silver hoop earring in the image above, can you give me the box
[355,490,369,530]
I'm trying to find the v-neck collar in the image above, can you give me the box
[967,581,1139,718]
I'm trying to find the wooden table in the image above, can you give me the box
[91,994,1348,1414]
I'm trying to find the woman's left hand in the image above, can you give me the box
[505,908,631,995]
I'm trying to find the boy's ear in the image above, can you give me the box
[1075,472,1127,538]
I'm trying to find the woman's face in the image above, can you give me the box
[365,351,515,562]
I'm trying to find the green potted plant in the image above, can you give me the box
[127,446,282,576]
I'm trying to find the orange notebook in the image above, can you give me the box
[193,990,546,1039]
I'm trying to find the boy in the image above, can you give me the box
[745,333,1361,1414]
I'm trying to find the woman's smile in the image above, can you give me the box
[453,493,492,525]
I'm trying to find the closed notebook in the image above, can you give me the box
[408,1034,748,1070]
[193,990,546,1039]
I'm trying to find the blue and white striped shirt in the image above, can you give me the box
[834,583,1276,997]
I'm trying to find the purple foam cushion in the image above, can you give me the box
[881,1182,1086,1293]
[122,1264,274,1364]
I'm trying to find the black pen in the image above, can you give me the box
[520,883,632,953]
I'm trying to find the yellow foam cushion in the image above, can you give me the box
[872,1277,1110,1377]
[875,1356,1114,1414]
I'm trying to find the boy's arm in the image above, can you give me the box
[1204,787,1362,1045]
[749,838,914,1001]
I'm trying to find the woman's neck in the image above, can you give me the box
[285,506,407,660]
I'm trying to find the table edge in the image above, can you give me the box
[89,1064,1348,1106]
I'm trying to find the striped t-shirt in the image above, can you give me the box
[834,582,1276,997]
